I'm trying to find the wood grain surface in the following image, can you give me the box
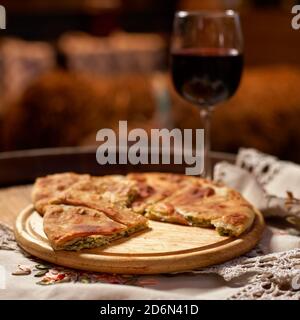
[14,205,265,274]
[0,185,32,226]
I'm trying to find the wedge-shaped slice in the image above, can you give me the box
[146,182,255,237]
[32,172,90,215]
[85,175,138,207]
[43,205,148,251]
[51,181,148,227]
[127,172,196,214]
[54,175,138,208]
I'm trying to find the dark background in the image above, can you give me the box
[1,0,300,163]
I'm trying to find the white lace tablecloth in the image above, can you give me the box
[0,223,299,300]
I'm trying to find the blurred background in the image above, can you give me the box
[0,0,300,163]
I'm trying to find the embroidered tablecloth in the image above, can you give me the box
[1,220,299,300]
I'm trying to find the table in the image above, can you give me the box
[3,147,297,300]
[0,185,31,227]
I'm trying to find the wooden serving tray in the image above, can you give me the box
[15,205,265,274]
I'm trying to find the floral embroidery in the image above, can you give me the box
[2,221,299,299]
[11,264,32,276]
[27,263,150,287]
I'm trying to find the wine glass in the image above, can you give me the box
[171,10,244,179]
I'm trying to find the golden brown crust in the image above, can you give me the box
[51,177,148,227]
[32,172,90,215]
[127,172,196,213]
[34,172,256,249]
[43,204,148,250]
[146,178,256,236]
[44,205,126,246]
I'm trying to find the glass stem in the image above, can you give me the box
[200,108,213,179]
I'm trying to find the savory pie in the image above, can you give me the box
[127,172,196,214]
[146,180,255,236]
[32,172,90,215]
[50,177,144,227]
[43,204,148,251]
[32,172,257,251]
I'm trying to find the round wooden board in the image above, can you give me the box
[14,205,265,274]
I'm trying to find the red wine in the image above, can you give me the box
[171,48,243,107]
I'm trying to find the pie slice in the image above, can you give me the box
[43,204,148,251]
[127,172,196,214]
[84,175,138,207]
[50,178,147,227]
[35,172,256,247]
[146,180,256,236]
[32,172,90,215]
